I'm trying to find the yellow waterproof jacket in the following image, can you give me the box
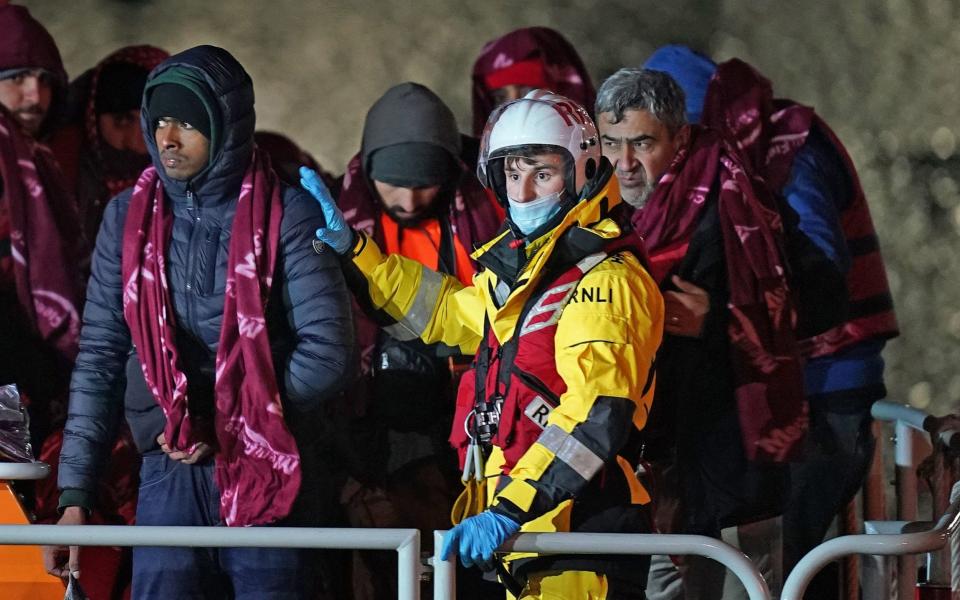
[348,172,664,540]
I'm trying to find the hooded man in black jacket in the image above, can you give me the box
[43,45,354,599]
[334,82,503,599]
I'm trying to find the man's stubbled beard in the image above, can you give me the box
[622,180,657,209]
[381,180,456,227]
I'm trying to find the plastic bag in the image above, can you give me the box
[65,573,89,600]
[0,384,33,462]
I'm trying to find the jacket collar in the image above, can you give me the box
[474,165,623,280]
[474,166,625,342]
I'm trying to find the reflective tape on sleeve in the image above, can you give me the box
[383,265,444,340]
[535,424,605,482]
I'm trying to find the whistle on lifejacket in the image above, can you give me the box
[461,438,487,483]
[472,439,485,480]
[461,436,476,482]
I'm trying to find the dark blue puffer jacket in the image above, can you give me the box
[58,46,355,511]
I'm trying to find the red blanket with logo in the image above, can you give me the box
[122,150,301,526]
[633,128,808,462]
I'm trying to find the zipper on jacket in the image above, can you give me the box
[199,228,220,296]
[184,187,203,331]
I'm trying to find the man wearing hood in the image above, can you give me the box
[644,45,898,599]
[0,2,84,457]
[470,27,596,137]
[50,45,170,250]
[0,3,67,140]
[44,45,354,599]
[303,90,663,599]
[334,82,502,598]
[465,27,596,170]
[16,43,169,600]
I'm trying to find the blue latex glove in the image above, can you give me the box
[299,166,353,255]
[441,510,520,570]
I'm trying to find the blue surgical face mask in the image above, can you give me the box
[507,191,564,236]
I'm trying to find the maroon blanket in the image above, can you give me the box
[0,109,82,363]
[122,150,300,526]
[703,59,899,357]
[471,27,595,135]
[633,128,808,462]
[84,45,169,199]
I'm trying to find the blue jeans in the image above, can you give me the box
[132,453,314,599]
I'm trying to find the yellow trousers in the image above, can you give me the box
[507,570,609,600]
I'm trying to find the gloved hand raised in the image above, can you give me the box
[299,166,354,255]
[441,510,520,570]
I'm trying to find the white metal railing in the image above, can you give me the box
[871,401,960,450]
[873,400,934,599]
[782,480,960,599]
[0,460,424,599]
[0,525,421,600]
[0,461,50,480]
[12,402,957,600]
[0,461,769,599]
[432,530,771,600]
[859,520,936,600]
[0,524,769,600]
[866,400,960,598]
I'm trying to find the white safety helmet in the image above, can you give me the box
[477,89,601,206]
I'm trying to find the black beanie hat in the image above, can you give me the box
[147,83,211,140]
[368,142,456,188]
[95,63,150,115]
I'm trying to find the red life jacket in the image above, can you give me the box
[449,233,649,474]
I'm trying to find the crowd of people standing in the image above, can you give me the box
[0,3,905,599]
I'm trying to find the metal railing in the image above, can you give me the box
[0,461,770,599]
[432,530,771,600]
[0,461,50,480]
[871,400,936,599]
[864,400,960,598]
[781,475,960,599]
[1,462,425,597]
[0,525,422,600]
[13,401,957,600]
[870,401,960,450]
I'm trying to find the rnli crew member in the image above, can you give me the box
[301,90,664,599]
